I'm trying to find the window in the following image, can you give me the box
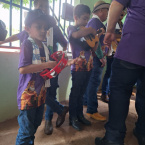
[0,0,74,52]
[0,0,33,48]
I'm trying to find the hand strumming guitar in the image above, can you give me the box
[84,27,105,49]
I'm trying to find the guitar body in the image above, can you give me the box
[111,38,121,52]
[79,26,104,49]
[85,35,99,48]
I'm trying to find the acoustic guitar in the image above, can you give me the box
[84,27,105,48]
[111,29,122,52]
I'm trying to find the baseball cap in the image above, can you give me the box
[92,1,110,13]
[25,9,52,29]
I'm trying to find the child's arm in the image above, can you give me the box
[20,57,81,74]
[0,34,18,45]
[72,27,96,39]
[66,57,81,67]
[53,25,68,51]
[19,61,57,74]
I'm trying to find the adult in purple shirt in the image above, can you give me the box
[95,0,145,145]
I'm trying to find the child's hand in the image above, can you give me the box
[100,57,106,67]
[66,59,75,66]
[97,27,105,38]
[66,57,81,66]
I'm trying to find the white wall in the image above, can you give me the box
[0,51,72,122]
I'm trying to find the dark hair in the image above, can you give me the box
[25,9,50,28]
[74,4,90,18]
[34,0,48,7]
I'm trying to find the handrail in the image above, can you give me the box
[0,46,20,49]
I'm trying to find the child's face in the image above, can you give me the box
[75,13,90,27]
[35,1,49,15]
[26,20,48,41]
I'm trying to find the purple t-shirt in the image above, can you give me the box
[17,30,29,44]
[17,26,67,53]
[114,0,145,66]
[17,39,46,110]
[67,25,93,71]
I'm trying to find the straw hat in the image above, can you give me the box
[92,1,110,13]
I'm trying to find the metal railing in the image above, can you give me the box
[0,0,74,49]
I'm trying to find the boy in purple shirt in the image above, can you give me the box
[0,0,68,135]
[95,0,145,145]
[68,4,97,131]
[16,9,58,145]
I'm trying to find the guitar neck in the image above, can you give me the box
[96,29,102,34]
[96,26,106,35]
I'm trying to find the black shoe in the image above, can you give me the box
[56,106,69,127]
[95,137,124,145]
[69,119,82,131]
[44,120,53,135]
[133,129,145,145]
[101,95,109,103]
[78,115,91,126]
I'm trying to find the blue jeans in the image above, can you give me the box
[16,104,44,145]
[102,55,114,95]
[69,71,91,119]
[84,56,104,114]
[105,58,145,144]
[45,75,63,121]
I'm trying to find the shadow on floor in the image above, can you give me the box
[0,92,138,145]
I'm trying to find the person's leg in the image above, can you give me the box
[134,73,145,145]
[45,76,63,116]
[69,71,91,130]
[16,105,44,145]
[34,104,45,131]
[84,56,106,121]
[44,79,58,135]
[45,104,53,121]
[95,58,142,145]
[86,56,103,113]
[102,56,114,95]
[77,71,91,126]
[69,71,81,120]
[101,56,114,103]
[44,76,68,134]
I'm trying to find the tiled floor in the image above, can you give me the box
[0,92,138,145]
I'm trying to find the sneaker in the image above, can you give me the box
[86,112,106,121]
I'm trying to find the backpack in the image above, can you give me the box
[0,20,7,41]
